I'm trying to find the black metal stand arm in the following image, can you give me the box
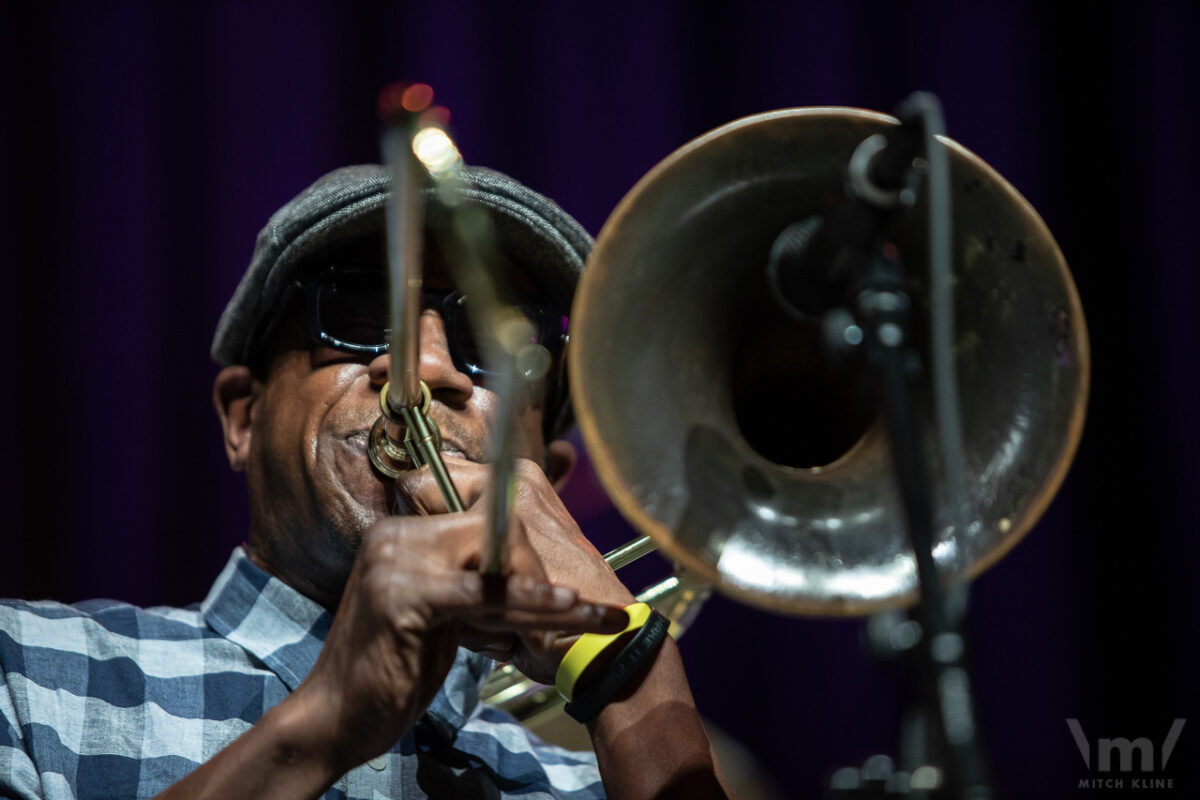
[798,92,993,799]
[855,246,991,799]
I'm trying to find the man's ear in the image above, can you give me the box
[213,366,258,471]
[545,438,577,493]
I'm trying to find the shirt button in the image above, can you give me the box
[367,755,388,771]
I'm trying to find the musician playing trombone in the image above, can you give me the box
[0,165,726,799]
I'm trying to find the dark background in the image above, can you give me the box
[2,2,1196,797]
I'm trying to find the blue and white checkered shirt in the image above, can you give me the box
[0,548,604,799]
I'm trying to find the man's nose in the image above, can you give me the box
[367,311,474,402]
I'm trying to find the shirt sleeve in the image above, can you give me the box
[0,669,44,800]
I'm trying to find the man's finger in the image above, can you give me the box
[460,605,628,634]
[395,457,490,515]
[419,571,629,633]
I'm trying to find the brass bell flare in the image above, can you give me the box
[570,107,1090,616]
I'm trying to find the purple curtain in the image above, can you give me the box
[3,2,1196,795]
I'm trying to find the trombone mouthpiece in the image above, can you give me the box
[367,381,438,479]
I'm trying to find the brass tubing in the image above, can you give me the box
[400,403,464,513]
[373,103,464,512]
[412,128,534,575]
[480,364,516,574]
[603,536,657,571]
[383,123,424,410]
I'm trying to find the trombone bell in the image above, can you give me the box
[570,108,1089,615]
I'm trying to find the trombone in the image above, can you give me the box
[367,89,1090,785]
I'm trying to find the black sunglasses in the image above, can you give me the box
[298,266,568,378]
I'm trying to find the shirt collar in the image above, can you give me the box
[201,547,489,735]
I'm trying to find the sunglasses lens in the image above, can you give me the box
[445,294,485,375]
[310,270,558,374]
[447,296,548,377]
[316,271,388,349]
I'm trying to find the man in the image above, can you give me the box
[0,165,725,798]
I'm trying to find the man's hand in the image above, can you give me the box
[396,457,636,685]
[293,504,630,773]
[397,457,729,799]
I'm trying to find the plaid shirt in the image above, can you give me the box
[0,548,603,799]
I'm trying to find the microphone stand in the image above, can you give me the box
[768,92,992,798]
[844,244,990,799]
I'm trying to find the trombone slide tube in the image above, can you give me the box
[383,123,424,410]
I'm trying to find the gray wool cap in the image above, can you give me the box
[211,164,593,437]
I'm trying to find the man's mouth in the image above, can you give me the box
[342,430,470,462]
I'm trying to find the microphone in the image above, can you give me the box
[764,216,832,321]
[765,100,929,324]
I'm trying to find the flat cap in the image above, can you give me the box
[213,164,591,367]
[211,164,592,437]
